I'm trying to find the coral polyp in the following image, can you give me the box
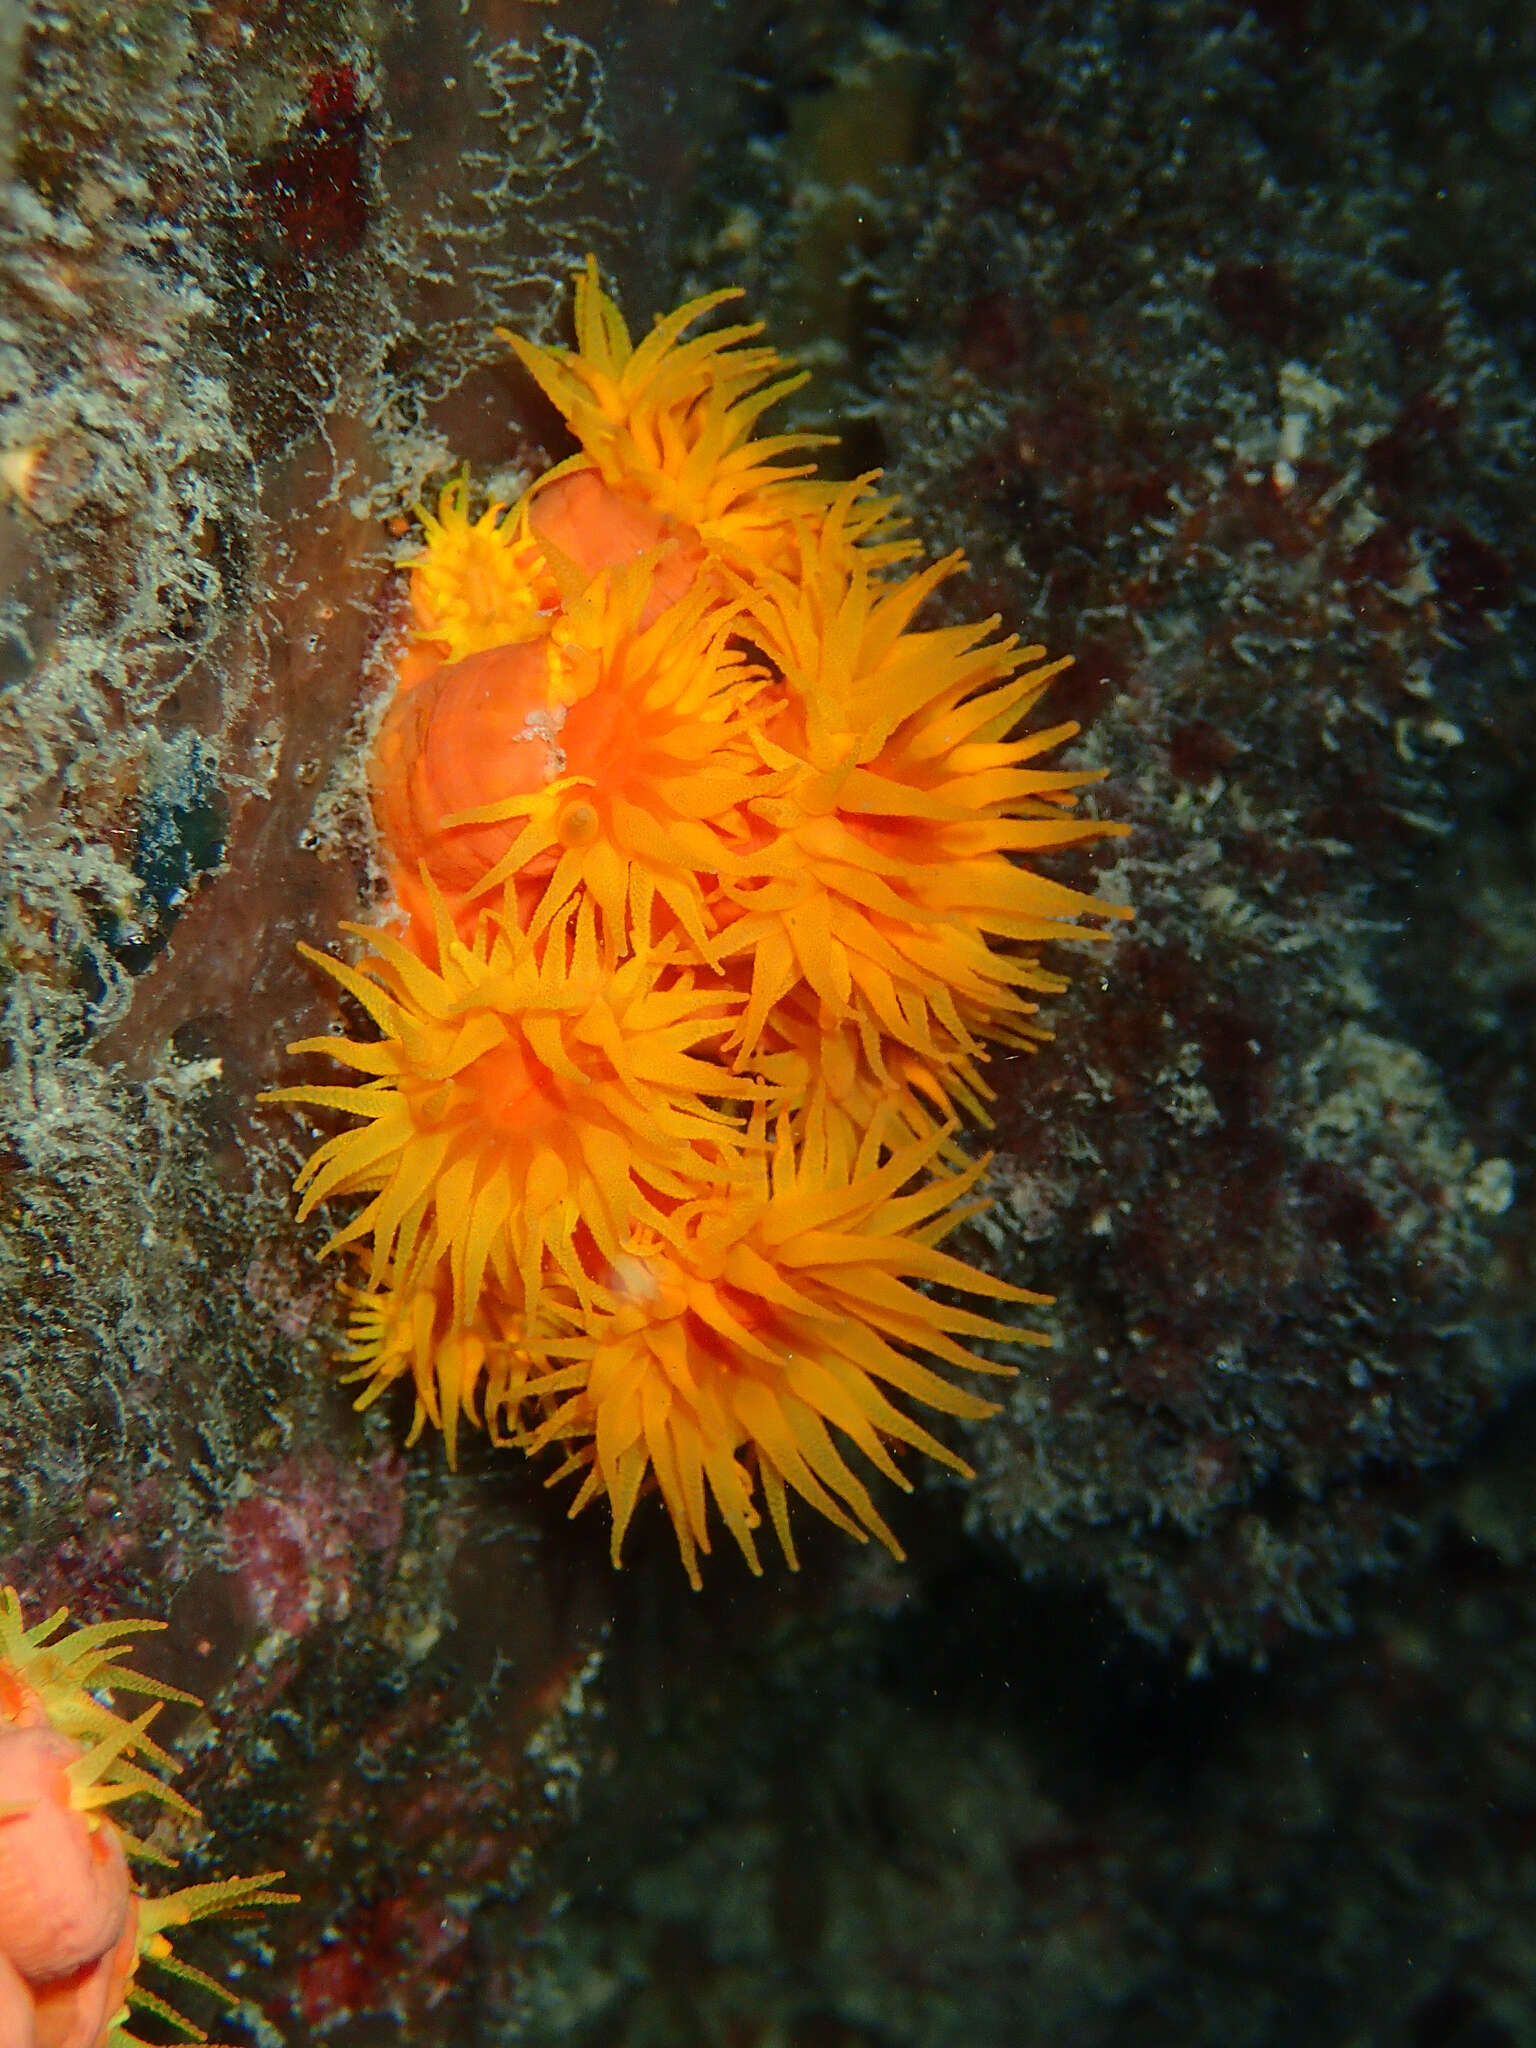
[722,495,1130,1118]
[337,1267,588,1468]
[504,256,837,574]
[408,476,560,666]
[526,1115,1049,1591]
[269,259,1128,1583]
[451,564,779,962]
[0,1588,293,2048]
[266,891,757,1325]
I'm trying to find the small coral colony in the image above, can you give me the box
[0,1591,292,2046]
[268,260,1129,1590]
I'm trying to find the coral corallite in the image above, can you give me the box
[0,1587,293,2048]
[266,258,1130,1584]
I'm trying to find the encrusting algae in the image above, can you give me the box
[266,259,1130,1589]
[0,1587,293,2048]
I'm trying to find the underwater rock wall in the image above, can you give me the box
[0,0,1531,2043]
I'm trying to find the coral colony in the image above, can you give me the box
[0,1588,292,2048]
[267,260,1129,1590]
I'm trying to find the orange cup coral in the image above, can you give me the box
[270,893,758,1323]
[267,258,1129,1584]
[526,1112,1051,1591]
[0,1588,293,2048]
